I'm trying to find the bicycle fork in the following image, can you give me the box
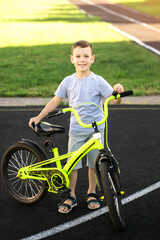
[94,149,124,198]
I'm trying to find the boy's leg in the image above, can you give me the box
[58,170,78,213]
[88,167,97,193]
[69,170,78,197]
[87,167,99,209]
[86,129,104,208]
[58,131,86,213]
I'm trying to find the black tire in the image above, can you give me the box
[1,143,48,204]
[100,160,125,230]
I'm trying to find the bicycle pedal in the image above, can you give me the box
[57,187,71,198]
[120,191,125,195]
[100,196,105,201]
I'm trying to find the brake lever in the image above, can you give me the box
[47,109,63,119]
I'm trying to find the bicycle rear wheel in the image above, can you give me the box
[100,160,125,230]
[1,143,48,204]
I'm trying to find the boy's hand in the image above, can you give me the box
[29,116,40,128]
[113,83,124,93]
[112,83,124,104]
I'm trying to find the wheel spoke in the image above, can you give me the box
[2,145,46,203]
[28,180,39,197]
[7,168,18,175]
[8,159,21,171]
[18,150,26,167]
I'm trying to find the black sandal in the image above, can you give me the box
[58,195,77,214]
[86,193,101,210]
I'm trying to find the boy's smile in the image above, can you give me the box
[70,46,95,78]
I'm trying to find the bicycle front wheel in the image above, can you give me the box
[1,143,47,204]
[100,160,125,230]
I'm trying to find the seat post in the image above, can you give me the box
[49,136,62,169]
[50,135,56,149]
[44,135,57,152]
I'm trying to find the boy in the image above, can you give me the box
[29,40,124,213]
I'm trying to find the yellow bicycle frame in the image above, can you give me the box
[17,94,120,193]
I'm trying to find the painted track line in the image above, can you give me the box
[20,181,160,240]
[108,24,160,56]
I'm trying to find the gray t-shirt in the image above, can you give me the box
[55,72,113,132]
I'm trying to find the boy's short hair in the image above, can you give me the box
[71,40,93,55]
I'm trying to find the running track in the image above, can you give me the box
[69,0,160,55]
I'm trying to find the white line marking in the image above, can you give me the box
[108,24,160,56]
[20,181,160,240]
[122,181,160,204]
[81,0,160,32]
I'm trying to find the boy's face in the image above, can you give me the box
[70,46,95,74]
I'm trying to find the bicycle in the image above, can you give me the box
[1,90,133,230]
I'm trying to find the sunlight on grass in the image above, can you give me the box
[0,0,159,97]
[107,0,160,17]
[0,0,129,47]
[107,0,146,3]
[0,22,129,47]
[0,0,60,20]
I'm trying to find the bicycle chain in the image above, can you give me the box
[20,177,68,192]
[20,178,49,189]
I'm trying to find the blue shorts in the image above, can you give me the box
[68,130,104,170]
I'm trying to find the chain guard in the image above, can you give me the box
[20,168,69,193]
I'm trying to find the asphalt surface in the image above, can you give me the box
[0,104,160,240]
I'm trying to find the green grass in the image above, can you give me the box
[0,0,160,97]
[107,0,160,17]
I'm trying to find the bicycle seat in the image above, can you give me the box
[34,122,65,136]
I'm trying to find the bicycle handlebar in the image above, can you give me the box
[119,90,133,98]
[47,90,133,128]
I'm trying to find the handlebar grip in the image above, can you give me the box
[119,90,133,98]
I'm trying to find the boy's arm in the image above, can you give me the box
[29,96,63,127]
[112,83,124,104]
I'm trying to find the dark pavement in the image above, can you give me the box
[0,105,160,240]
